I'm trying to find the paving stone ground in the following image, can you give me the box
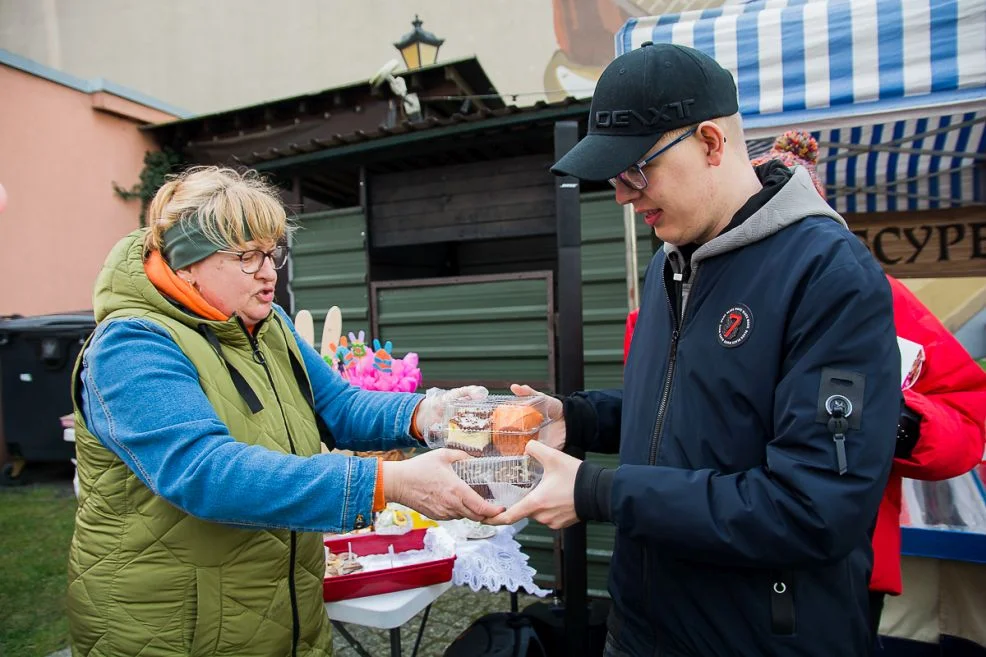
[330,587,546,657]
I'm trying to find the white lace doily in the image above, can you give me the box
[438,520,550,597]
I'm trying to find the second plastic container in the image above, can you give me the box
[452,455,544,508]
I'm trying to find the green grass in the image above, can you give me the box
[0,483,77,657]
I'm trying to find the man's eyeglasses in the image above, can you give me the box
[608,127,699,191]
[216,245,289,274]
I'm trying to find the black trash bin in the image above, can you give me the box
[0,312,96,464]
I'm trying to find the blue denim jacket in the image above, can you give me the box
[79,305,423,533]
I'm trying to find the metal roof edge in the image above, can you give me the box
[253,103,589,171]
[89,77,191,118]
[0,48,190,118]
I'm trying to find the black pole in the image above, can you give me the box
[554,120,588,657]
[275,173,301,316]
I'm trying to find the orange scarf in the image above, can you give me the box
[144,250,228,322]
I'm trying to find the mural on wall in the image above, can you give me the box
[544,0,736,101]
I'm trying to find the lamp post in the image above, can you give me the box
[394,15,444,70]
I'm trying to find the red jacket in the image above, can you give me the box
[622,276,986,596]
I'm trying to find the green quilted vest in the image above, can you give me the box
[67,229,333,657]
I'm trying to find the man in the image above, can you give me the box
[491,43,901,657]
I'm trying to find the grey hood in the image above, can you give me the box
[665,166,847,273]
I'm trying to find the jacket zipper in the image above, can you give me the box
[238,317,300,657]
[642,261,692,603]
[648,265,697,466]
[648,324,678,465]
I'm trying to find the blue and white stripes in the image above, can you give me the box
[814,111,985,213]
[617,0,986,117]
[615,0,986,212]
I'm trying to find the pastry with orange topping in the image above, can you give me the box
[491,405,545,455]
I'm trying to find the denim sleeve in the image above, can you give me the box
[273,306,424,450]
[80,317,378,533]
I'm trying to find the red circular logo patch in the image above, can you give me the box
[718,304,752,348]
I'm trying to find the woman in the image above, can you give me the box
[67,166,501,657]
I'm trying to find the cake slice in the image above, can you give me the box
[447,406,492,454]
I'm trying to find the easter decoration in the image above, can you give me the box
[325,332,422,394]
[293,309,315,348]
[326,331,422,464]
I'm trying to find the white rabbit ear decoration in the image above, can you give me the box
[293,309,315,348]
[321,306,343,362]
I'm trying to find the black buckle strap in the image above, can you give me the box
[286,347,316,411]
[274,317,337,451]
[770,574,796,635]
[198,324,264,414]
[286,344,336,451]
[825,394,852,475]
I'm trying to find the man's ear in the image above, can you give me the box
[177,268,195,286]
[697,121,726,166]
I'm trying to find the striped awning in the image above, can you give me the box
[616,0,986,213]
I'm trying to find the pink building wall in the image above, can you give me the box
[0,62,178,316]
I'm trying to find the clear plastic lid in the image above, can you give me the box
[452,455,543,508]
[430,394,553,457]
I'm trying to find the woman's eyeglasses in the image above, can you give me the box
[216,245,289,274]
[608,127,698,191]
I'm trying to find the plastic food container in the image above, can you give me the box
[431,394,553,457]
[452,455,544,508]
[322,528,455,602]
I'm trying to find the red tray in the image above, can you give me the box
[323,528,455,602]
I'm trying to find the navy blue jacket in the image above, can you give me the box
[569,168,900,657]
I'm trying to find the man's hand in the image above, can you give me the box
[510,384,565,450]
[485,440,581,529]
[382,449,503,521]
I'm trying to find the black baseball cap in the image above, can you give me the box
[551,43,740,181]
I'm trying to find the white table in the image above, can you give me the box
[324,519,534,655]
[325,580,452,657]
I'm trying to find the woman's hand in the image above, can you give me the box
[413,386,489,441]
[382,449,504,521]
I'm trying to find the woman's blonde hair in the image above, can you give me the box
[144,166,292,254]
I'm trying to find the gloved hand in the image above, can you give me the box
[413,385,489,445]
[510,384,565,450]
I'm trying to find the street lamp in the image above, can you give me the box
[394,15,444,70]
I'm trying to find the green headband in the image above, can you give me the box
[161,217,252,270]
